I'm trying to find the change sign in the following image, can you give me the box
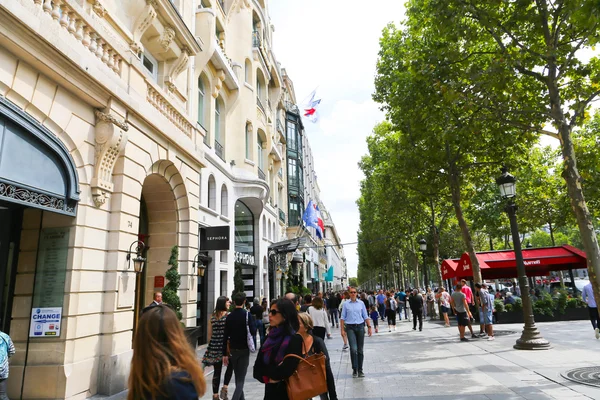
[29,307,62,337]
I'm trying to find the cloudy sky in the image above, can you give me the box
[269,1,407,277]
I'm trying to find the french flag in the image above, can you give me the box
[301,200,324,239]
[303,89,321,123]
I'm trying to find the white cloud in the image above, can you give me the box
[269,1,406,278]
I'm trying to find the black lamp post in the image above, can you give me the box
[127,240,146,333]
[419,238,428,289]
[395,258,401,289]
[496,167,550,350]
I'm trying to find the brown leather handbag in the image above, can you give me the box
[282,352,327,400]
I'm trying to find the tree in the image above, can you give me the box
[163,246,182,320]
[349,277,359,288]
[412,0,600,307]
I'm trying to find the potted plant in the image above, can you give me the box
[163,246,201,348]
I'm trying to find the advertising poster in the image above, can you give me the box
[29,307,62,337]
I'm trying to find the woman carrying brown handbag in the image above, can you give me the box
[297,313,338,400]
[253,298,303,400]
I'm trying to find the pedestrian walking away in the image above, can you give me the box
[396,289,408,320]
[340,286,373,378]
[582,281,600,339]
[202,296,234,400]
[223,292,256,400]
[451,282,473,342]
[477,283,495,341]
[253,298,303,400]
[308,296,332,340]
[128,305,206,400]
[408,289,423,331]
[426,287,437,320]
[436,287,452,327]
[250,297,265,349]
[297,313,338,400]
[369,306,379,333]
[329,293,341,328]
[460,279,477,338]
[0,328,15,400]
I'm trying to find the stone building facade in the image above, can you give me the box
[0,0,294,398]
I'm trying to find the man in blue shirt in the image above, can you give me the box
[376,290,386,321]
[341,287,372,378]
[395,289,408,320]
[582,281,599,339]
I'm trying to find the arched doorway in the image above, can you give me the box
[135,173,178,326]
[235,200,257,301]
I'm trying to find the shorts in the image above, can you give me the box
[456,312,469,327]
[479,310,484,323]
[440,305,449,314]
[483,310,493,325]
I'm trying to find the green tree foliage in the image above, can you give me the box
[163,246,182,320]
[349,277,358,288]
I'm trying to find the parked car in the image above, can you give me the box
[550,279,589,295]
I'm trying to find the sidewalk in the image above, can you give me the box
[97,318,600,399]
[200,318,600,399]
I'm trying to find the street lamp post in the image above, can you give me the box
[496,167,550,350]
[127,240,146,334]
[419,238,428,289]
[395,258,401,289]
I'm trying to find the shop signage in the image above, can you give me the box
[200,226,230,250]
[32,227,70,308]
[154,276,165,288]
[29,307,62,337]
[524,259,541,266]
[235,251,255,266]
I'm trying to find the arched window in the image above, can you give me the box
[245,59,251,83]
[235,201,254,256]
[221,184,228,216]
[208,175,216,210]
[262,215,267,238]
[272,221,276,241]
[257,132,264,171]
[245,123,252,160]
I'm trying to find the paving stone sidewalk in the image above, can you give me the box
[98,318,600,399]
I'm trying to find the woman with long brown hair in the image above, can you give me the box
[202,296,233,400]
[128,305,206,400]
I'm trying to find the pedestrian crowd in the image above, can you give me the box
[120,278,598,400]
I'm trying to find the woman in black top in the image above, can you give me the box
[253,299,302,400]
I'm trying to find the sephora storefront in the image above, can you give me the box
[235,200,257,301]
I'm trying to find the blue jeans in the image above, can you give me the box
[254,320,264,347]
[378,304,385,320]
[329,308,339,327]
[346,323,365,372]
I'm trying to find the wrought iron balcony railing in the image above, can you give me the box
[215,140,225,161]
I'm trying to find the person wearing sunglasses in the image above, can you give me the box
[340,287,372,378]
[128,305,206,400]
[253,299,303,400]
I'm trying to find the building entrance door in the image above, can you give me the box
[0,203,22,333]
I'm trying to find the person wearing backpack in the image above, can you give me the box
[0,329,15,400]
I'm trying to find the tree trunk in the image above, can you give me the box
[448,165,482,283]
[547,80,600,308]
[489,235,494,251]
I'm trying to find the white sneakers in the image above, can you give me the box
[487,336,495,341]
[595,328,599,339]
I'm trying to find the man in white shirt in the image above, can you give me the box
[582,282,600,339]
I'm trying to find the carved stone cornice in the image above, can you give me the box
[160,26,176,51]
[131,2,157,53]
[92,0,107,17]
[91,110,129,207]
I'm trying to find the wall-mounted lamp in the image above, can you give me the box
[192,253,207,277]
[127,240,146,273]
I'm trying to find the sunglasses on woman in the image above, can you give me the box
[269,309,281,316]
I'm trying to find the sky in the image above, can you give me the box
[269,1,407,278]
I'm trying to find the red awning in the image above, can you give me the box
[441,259,460,280]
[455,245,587,280]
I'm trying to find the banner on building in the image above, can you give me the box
[200,226,230,250]
[324,266,334,282]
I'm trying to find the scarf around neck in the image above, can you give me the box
[260,326,294,365]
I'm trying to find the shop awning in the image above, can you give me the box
[441,259,460,280]
[454,245,587,280]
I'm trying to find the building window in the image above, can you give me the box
[287,121,297,151]
[257,134,264,170]
[141,52,158,80]
[220,251,228,263]
[245,59,251,83]
[235,201,254,256]
[208,175,216,210]
[262,216,267,238]
[245,123,252,159]
[198,76,206,129]
[288,197,299,227]
[221,184,228,216]
[288,158,297,187]
[268,221,272,241]
[215,98,222,143]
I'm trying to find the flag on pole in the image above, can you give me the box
[301,200,324,239]
[302,89,321,123]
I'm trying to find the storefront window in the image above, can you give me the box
[235,200,254,256]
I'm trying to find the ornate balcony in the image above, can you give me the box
[258,168,266,181]
[279,209,286,223]
[215,140,225,161]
